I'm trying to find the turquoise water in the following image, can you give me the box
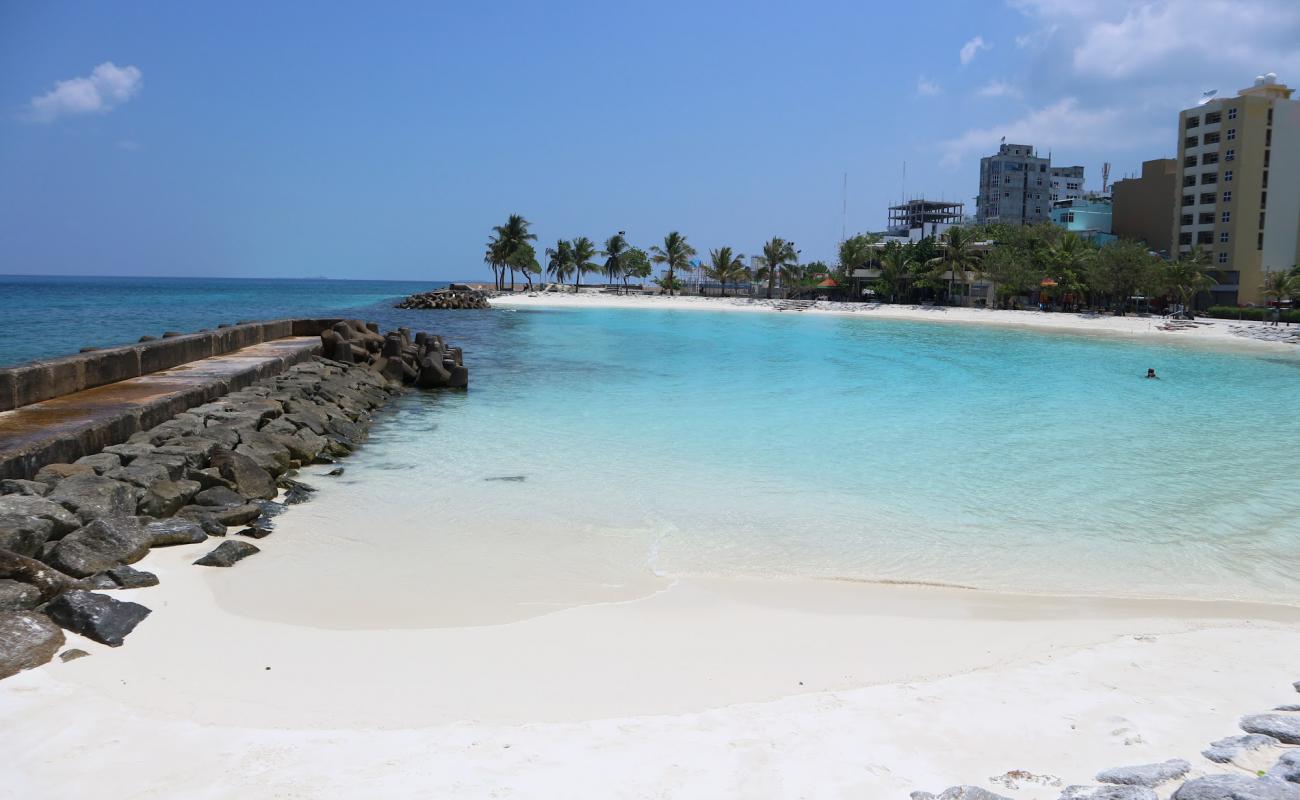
[4,277,1299,602]
[360,305,1300,603]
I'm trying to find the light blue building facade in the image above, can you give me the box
[1050,197,1117,244]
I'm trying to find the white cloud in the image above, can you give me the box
[28,62,143,123]
[960,36,990,65]
[917,76,943,96]
[975,80,1020,98]
[939,97,1148,166]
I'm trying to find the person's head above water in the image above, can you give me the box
[1146,368,1157,379]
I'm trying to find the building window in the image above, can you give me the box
[1185,136,1198,148]
[1201,172,1217,184]
[1203,192,1218,204]
[1197,231,1214,245]
[1205,111,1221,124]
[1225,149,1235,161]
[1181,214,1194,226]
[1222,191,1232,203]
[1064,212,1074,223]
[1227,107,1237,120]
[1218,252,1228,264]
[1182,194,1195,207]
[1203,152,1218,165]
[1203,132,1221,144]
[1186,116,1200,129]
[1224,170,1233,182]
[1222,211,1231,223]
[1180,232,1193,245]
[1183,175,1197,187]
[1225,128,1236,141]
[1199,212,1215,225]
[1219,231,1229,243]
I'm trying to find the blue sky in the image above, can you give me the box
[3,1,1299,280]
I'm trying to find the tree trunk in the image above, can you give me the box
[668,267,675,296]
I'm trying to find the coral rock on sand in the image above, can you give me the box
[912,788,1013,800]
[144,518,208,547]
[104,565,159,589]
[0,611,65,678]
[1202,733,1280,763]
[43,590,151,647]
[1060,786,1158,800]
[1171,774,1300,800]
[1241,714,1300,745]
[193,540,259,567]
[1269,751,1300,783]
[1096,759,1190,787]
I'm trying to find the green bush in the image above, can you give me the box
[1206,305,1300,323]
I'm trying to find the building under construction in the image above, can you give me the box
[886,199,965,236]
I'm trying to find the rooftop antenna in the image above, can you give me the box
[841,172,847,243]
[1101,162,1111,193]
[901,161,906,203]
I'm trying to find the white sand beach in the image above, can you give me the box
[490,291,1300,353]
[4,459,1299,799]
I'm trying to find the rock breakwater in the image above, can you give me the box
[0,321,464,679]
[395,288,490,310]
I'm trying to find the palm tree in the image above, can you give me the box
[877,243,914,304]
[704,247,747,297]
[490,214,537,291]
[545,239,574,288]
[602,233,629,293]
[1261,269,1298,325]
[484,235,505,291]
[837,234,879,299]
[761,237,798,299]
[1041,232,1094,309]
[928,226,982,305]
[570,236,598,294]
[1162,247,1215,317]
[649,231,696,297]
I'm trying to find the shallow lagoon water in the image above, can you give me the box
[238,304,1300,618]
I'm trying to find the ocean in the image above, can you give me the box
[5,276,1300,605]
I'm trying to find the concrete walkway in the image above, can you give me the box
[0,337,320,480]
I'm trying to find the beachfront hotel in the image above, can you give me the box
[1176,73,1300,306]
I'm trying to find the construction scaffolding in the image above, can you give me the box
[887,199,965,233]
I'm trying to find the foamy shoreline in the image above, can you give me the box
[491,291,1300,354]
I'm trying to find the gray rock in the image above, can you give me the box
[46,517,151,578]
[1061,786,1158,800]
[188,467,236,491]
[105,461,174,489]
[327,467,345,477]
[1278,706,1300,712]
[59,648,89,662]
[0,496,81,536]
[154,440,220,468]
[47,475,142,523]
[101,442,158,464]
[194,486,245,507]
[236,526,272,539]
[0,549,77,600]
[33,462,96,487]
[0,611,65,679]
[193,540,259,567]
[208,450,277,500]
[280,479,315,505]
[105,565,159,589]
[935,788,1013,800]
[1,479,50,496]
[178,503,261,527]
[0,513,55,557]
[1269,751,1300,783]
[144,518,208,547]
[237,430,293,475]
[1171,775,1300,800]
[1097,760,1190,788]
[137,479,201,518]
[43,590,150,647]
[1203,734,1281,764]
[912,793,936,800]
[1242,714,1300,745]
[79,573,118,590]
[73,453,123,474]
[0,579,41,611]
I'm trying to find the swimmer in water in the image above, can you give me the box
[1146,368,1158,379]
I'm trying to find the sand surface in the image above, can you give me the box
[491,292,1300,354]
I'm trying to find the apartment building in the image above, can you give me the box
[1175,73,1300,306]
[1112,158,1177,255]
[1049,165,1086,204]
[976,143,1053,226]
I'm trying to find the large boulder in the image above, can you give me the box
[73,453,123,474]
[178,504,261,527]
[0,514,55,558]
[194,486,245,507]
[45,517,151,578]
[0,479,50,497]
[1060,787,1158,800]
[193,540,259,567]
[0,579,41,611]
[208,450,277,500]
[1243,714,1300,745]
[104,461,174,489]
[1172,775,1300,800]
[0,496,81,536]
[43,590,150,647]
[33,462,96,487]
[0,549,77,600]
[1203,734,1280,764]
[1097,760,1190,788]
[104,565,159,589]
[47,475,142,523]
[1269,751,1300,783]
[144,518,208,547]
[0,611,65,679]
[137,479,201,518]
[235,430,292,476]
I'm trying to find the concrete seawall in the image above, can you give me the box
[0,319,352,481]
